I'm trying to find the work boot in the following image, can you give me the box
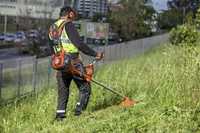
[55,113,66,121]
[74,102,82,116]
[82,94,90,111]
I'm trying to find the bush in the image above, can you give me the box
[169,24,199,46]
[195,8,200,28]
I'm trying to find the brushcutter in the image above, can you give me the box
[70,60,138,107]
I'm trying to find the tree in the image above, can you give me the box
[167,0,200,22]
[92,13,105,22]
[157,0,200,30]
[108,0,156,41]
[157,9,183,29]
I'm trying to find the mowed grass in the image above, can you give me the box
[0,44,200,133]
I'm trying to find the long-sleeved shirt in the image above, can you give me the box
[49,21,97,58]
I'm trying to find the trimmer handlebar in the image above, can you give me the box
[90,59,97,65]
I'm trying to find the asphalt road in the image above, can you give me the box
[0,48,35,69]
[0,48,31,61]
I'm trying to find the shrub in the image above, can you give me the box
[195,8,200,28]
[169,24,199,46]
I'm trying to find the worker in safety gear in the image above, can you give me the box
[48,6,103,121]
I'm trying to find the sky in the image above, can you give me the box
[153,0,168,11]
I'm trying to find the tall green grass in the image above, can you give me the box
[1,59,55,102]
[0,44,200,132]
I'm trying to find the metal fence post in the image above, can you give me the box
[114,44,117,61]
[141,39,144,55]
[108,45,111,61]
[47,57,51,88]
[103,45,106,64]
[17,59,22,98]
[117,44,120,60]
[32,57,38,94]
[0,63,3,102]
[120,44,122,60]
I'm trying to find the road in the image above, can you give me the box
[0,48,34,69]
[0,48,31,61]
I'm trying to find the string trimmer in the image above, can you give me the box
[70,60,138,107]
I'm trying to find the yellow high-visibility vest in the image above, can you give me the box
[50,19,79,54]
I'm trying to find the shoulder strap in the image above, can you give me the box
[57,20,67,36]
[49,19,69,54]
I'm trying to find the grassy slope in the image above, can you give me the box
[0,44,200,133]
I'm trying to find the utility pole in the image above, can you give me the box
[4,15,7,33]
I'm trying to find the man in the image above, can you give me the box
[48,6,103,121]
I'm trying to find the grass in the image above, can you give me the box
[0,44,200,132]
[1,58,55,101]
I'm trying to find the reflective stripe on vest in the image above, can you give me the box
[54,19,78,53]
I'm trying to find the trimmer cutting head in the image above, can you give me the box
[120,97,137,107]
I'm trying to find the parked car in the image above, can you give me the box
[16,31,25,37]
[94,39,106,45]
[108,32,122,45]
[14,31,26,43]
[4,33,16,42]
[0,33,5,41]
[27,29,39,38]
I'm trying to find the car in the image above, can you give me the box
[4,33,16,42]
[108,32,122,45]
[14,31,26,43]
[27,29,39,38]
[94,39,101,44]
[16,31,25,37]
[0,33,5,41]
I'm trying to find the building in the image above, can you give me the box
[108,2,123,12]
[145,0,153,7]
[0,0,64,19]
[0,0,64,32]
[107,0,119,4]
[72,0,109,18]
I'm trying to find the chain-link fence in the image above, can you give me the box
[0,33,169,105]
[0,56,56,105]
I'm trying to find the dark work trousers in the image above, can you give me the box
[56,61,91,117]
